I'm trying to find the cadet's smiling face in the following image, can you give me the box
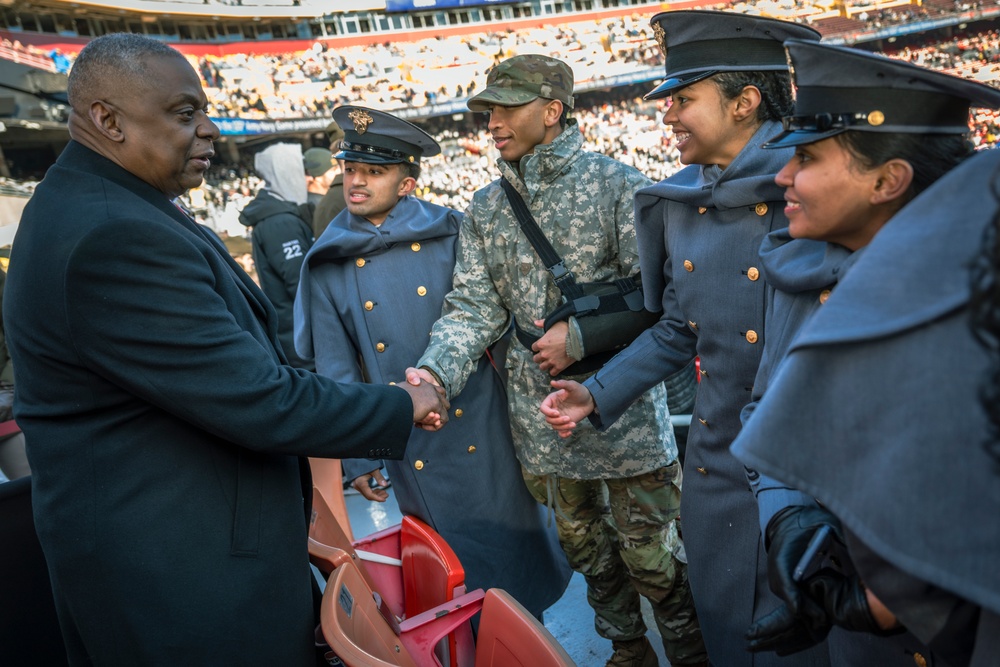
[112,54,219,199]
[343,161,415,226]
[662,78,756,170]
[775,137,889,251]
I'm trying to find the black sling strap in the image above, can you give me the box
[500,177,585,301]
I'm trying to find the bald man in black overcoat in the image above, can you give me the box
[4,33,447,665]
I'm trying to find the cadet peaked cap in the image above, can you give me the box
[332,105,440,165]
[325,119,345,146]
[467,54,575,112]
[303,147,334,177]
[765,39,1000,149]
[644,10,821,100]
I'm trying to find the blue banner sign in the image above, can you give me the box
[385,0,509,12]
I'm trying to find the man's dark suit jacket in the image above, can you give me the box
[4,141,412,665]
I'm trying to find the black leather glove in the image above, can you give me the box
[805,571,897,635]
[763,504,844,613]
[746,598,831,656]
[745,504,845,656]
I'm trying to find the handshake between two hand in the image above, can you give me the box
[394,366,449,431]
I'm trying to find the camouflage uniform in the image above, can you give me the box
[417,114,706,664]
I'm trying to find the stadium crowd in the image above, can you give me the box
[4,8,1000,244]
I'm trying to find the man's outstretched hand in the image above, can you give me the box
[396,372,449,431]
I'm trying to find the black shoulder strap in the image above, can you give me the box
[500,178,583,300]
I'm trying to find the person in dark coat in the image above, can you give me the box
[730,41,1000,667]
[294,105,571,620]
[3,33,448,666]
[240,142,315,369]
[312,119,346,238]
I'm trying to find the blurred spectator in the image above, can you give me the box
[312,119,346,237]
[0,265,28,481]
[239,142,315,369]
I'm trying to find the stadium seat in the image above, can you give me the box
[319,558,484,667]
[308,457,354,542]
[308,477,471,664]
[401,515,470,665]
[0,475,69,667]
[474,589,576,667]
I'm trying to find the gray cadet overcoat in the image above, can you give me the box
[294,195,571,617]
[732,147,1000,667]
[584,121,829,666]
[740,230,936,664]
[417,121,678,480]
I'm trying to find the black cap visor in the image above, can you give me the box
[765,86,976,149]
[645,70,718,100]
[335,137,419,165]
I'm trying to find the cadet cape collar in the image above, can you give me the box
[306,194,459,260]
[758,229,857,294]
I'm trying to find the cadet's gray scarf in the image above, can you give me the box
[634,120,791,310]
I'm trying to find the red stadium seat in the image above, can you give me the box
[308,466,472,665]
[308,457,354,542]
[474,589,576,667]
[401,515,469,665]
[319,558,484,667]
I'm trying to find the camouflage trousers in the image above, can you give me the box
[522,462,707,666]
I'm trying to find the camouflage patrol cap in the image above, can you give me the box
[467,54,575,112]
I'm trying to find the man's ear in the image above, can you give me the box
[543,99,563,128]
[397,174,417,197]
[733,85,763,122]
[872,158,914,206]
[89,100,125,143]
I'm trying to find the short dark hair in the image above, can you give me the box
[67,33,183,112]
[401,161,421,181]
[835,131,974,203]
[711,71,794,123]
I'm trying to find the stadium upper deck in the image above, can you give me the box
[0,0,995,179]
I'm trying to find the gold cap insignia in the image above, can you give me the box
[867,110,885,127]
[652,23,667,56]
[348,109,374,134]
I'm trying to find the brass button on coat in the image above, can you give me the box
[755,203,768,216]
[411,242,421,252]
[467,446,476,454]
[913,653,927,667]
[417,286,427,296]
[699,368,708,377]
[364,300,374,311]
[819,289,831,304]
[698,207,707,214]
[376,342,386,352]
[696,467,707,475]
[454,409,463,418]
[746,330,759,344]
[356,258,366,268]
[414,460,424,471]
[747,267,760,281]
[698,418,708,426]
[683,260,694,272]
[688,320,698,330]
